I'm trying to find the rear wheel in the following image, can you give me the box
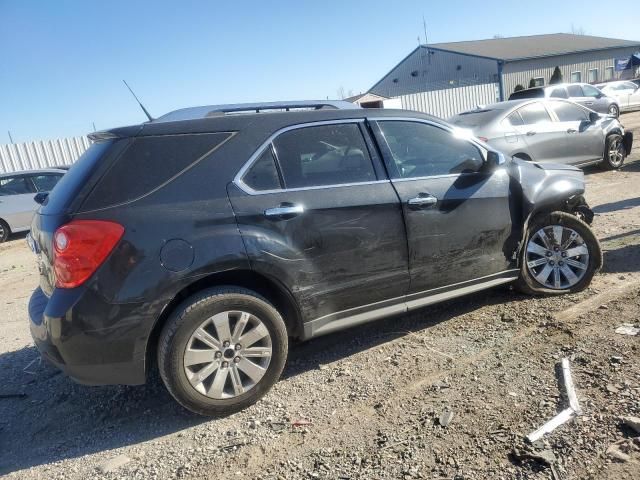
[158,286,288,416]
[516,212,601,295]
[601,134,625,170]
[0,220,9,243]
[608,104,620,118]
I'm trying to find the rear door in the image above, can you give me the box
[370,118,516,297]
[228,120,410,329]
[512,101,566,162]
[546,100,604,164]
[0,175,37,231]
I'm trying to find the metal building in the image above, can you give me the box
[369,33,640,117]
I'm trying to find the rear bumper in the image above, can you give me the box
[29,286,156,385]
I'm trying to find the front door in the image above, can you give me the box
[228,120,409,327]
[370,119,515,296]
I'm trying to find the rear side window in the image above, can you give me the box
[31,174,63,192]
[518,103,551,124]
[567,85,583,97]
[550,88,568,99]
[549,102,588,122]
[273,123,376,189]
[82,133,232,210]
[0,176,33,196]
[243,147,281,191]
[505,111,524,126]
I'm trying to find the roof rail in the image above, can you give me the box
[154,100,359,123]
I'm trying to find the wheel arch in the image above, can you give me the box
[512,152,533,161]
[145,269,303,377]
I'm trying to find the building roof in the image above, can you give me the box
[426,33,640,62]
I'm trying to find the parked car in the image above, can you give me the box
[28,101,601,416]
[0,168,66,242]
[509,83,621,117]
[595,81,640,112]
[450,99,633,169]
[632,79,640,88]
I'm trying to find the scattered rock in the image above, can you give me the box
[438,410,454,427]
[621,416,640,434]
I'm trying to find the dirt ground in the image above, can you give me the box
[1,113,640,480]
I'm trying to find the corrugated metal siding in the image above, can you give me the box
[0,136,90,173]
[371,47,499,97]
[397,83,500,119]
[502,47,640,95]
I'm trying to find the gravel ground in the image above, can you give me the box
[1,112,640,480]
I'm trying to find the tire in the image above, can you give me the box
[158,286,288,416]
[608,104,620,118]
[601,133,626,170]
[0,220,10,243]
[515,211,602,295]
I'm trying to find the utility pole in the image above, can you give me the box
[92,122,96,132]
[422,15,428,45]
[7,131,14,144]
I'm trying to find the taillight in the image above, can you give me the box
[53,220,124,289]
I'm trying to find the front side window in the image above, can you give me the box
[378,121,484,179]
[30,174,63,192]
[582,85,602,98]
[0,176,33,196]
[570,71,582,83]
[549,101,588,122]
[273,123,376,189]
[518,102,552,125]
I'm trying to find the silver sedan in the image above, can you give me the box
[0,168,66,242]
[449,99,632,169]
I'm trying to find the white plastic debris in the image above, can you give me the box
[615,324,639,336]
[526,358,582,443]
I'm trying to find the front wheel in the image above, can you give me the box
[0,220,9,243]
[515,211,602,295]
[601,133,626,170]
[158,286,288,416]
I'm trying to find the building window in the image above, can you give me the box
[533,77,545,87]
[604,66,614,81]
[587,68,598,83]
[570,71,582,83]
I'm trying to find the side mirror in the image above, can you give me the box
[34,192,48,205]
[589,111,600,122]
[487,150,506,167]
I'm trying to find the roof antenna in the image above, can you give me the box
[122,80,153,121]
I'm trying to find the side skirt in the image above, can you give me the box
[304,270,519,339]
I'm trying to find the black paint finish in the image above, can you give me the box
[27,107,590,386]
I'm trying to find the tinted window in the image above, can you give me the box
[567,85,583,97]
[450,109,501,128]
[273,123,376,188]
[549,102,588,122]
[518,103,552,124]
[243,147,281,191]
[31,174,63,192]
[378,121,484,178]
[550,88,568,99]
[505,112,524,126]
[0,176,33,196]
[509,88,545,100]
[82,133,232,210]
[582,85,601,98]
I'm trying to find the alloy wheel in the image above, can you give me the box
[608,137,624,167]
[608,105,619,117]
[526,225,589,289]
[183,310,272,399]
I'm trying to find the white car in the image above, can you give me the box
[596,81,640,113]
[0,168,66,242]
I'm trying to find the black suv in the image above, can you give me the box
[28,101,601,416]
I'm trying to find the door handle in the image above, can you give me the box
[584,102,593,106]
[264,204,304,218]
[408,194,437,209]
[526,131,536,136]
[567,128,577,133]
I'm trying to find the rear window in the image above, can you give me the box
[450,110,500,127]
[81,133,232,211]
[508,88,545,100]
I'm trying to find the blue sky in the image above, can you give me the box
[1,0,638,142]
